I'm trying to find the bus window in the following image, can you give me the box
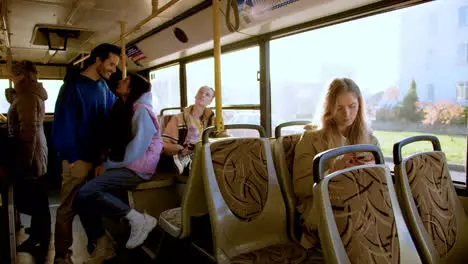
[40,80,63,113]
[270,0,467,182]
[187,47,261,136]
[0,79,11,114]
[186,46,260,108]
[1,79,62,114]
[149,64,181,115]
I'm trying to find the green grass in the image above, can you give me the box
[374,130,467,165]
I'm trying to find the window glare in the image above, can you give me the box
[149,64,181,115]
[0,79,11,114]
[1,79,63,114]
[271,0,466,180]
[40,80,63,113]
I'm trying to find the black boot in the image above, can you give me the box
[17,237,40,253]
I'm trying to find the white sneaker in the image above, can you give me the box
[85,233,116,264]
[173,153,193,174]
[126,213,157,249]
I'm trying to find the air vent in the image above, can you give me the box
[31,24,95,51]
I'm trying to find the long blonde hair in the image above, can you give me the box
[321,78,369,149]
[11,60,38,83]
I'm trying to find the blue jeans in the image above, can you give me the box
[74,168,144,240]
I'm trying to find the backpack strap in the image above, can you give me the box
[178,111,188,146]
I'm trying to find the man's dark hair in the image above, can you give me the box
[84,43,121,69]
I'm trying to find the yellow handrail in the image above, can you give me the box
[6,48,12,88]
[120,21,127,79]
[213,0,224,133]
[73,0,179,66]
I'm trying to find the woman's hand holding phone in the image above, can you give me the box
[331,152,375,172]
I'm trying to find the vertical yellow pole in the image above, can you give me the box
[6,48,12,88]
[120,21,127,79]
[213,0,224,132]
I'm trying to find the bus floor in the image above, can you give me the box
[16,192,215,264]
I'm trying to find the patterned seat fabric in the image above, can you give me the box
[207,138,324,263]
[329,167,400,264]
[278,134,303,243]
[404,152,456,257]
[230,243,323,264]
[282,134,302,175]
[210,139,269,221]
[159,207,182,238]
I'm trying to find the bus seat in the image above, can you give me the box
[274,120,312,138]
[158,114,175,136]
[203,137,323,263]
[271,121,315,244]
[313,144,421,264]
[159,141,208,239]
[158,113,188,194]
[157,125,258,240]
[127,171,179,219]
[393,135,468,264]
[271,134,303,244]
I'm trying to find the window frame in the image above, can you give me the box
[141,0,467,187]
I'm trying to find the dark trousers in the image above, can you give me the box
[14,176,51,244]
[74,168,144,240]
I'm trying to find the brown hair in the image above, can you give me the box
[11,60,38,82]
[321,78,369,149]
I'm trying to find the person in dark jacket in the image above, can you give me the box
[7,60,50,263]
[52,43,120,264]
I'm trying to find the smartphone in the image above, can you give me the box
[356,153,372,162]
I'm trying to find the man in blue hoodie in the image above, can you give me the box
[52,43,120,264]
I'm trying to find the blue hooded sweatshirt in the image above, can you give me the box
[103,92,161,180]
[52,74,116,164]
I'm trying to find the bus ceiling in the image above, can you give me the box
[2,0,395,69]
[5,0,199,66]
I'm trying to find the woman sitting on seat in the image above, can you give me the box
[162,86,215,174]
[74,73,162,263]
[293,78,379,249]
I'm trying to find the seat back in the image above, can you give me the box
[158,106,184,135]
[274,120,312,138]
[158,114,175,135]
[314,144,421,264]
[272,121,316,243]
[179,141,208,239]
[272,134,302,243]
[159,107,184,116]
[203,136,289,262]
[393,135,468,264]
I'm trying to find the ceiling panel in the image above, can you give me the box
[7,0,204,64]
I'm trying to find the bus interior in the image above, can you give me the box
[0,0,467,263]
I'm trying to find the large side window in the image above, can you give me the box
[271,0,467,183]
[1,79,63,114]
[186,47,260,136]
[149,64,181,115]
[40,79,63,113]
